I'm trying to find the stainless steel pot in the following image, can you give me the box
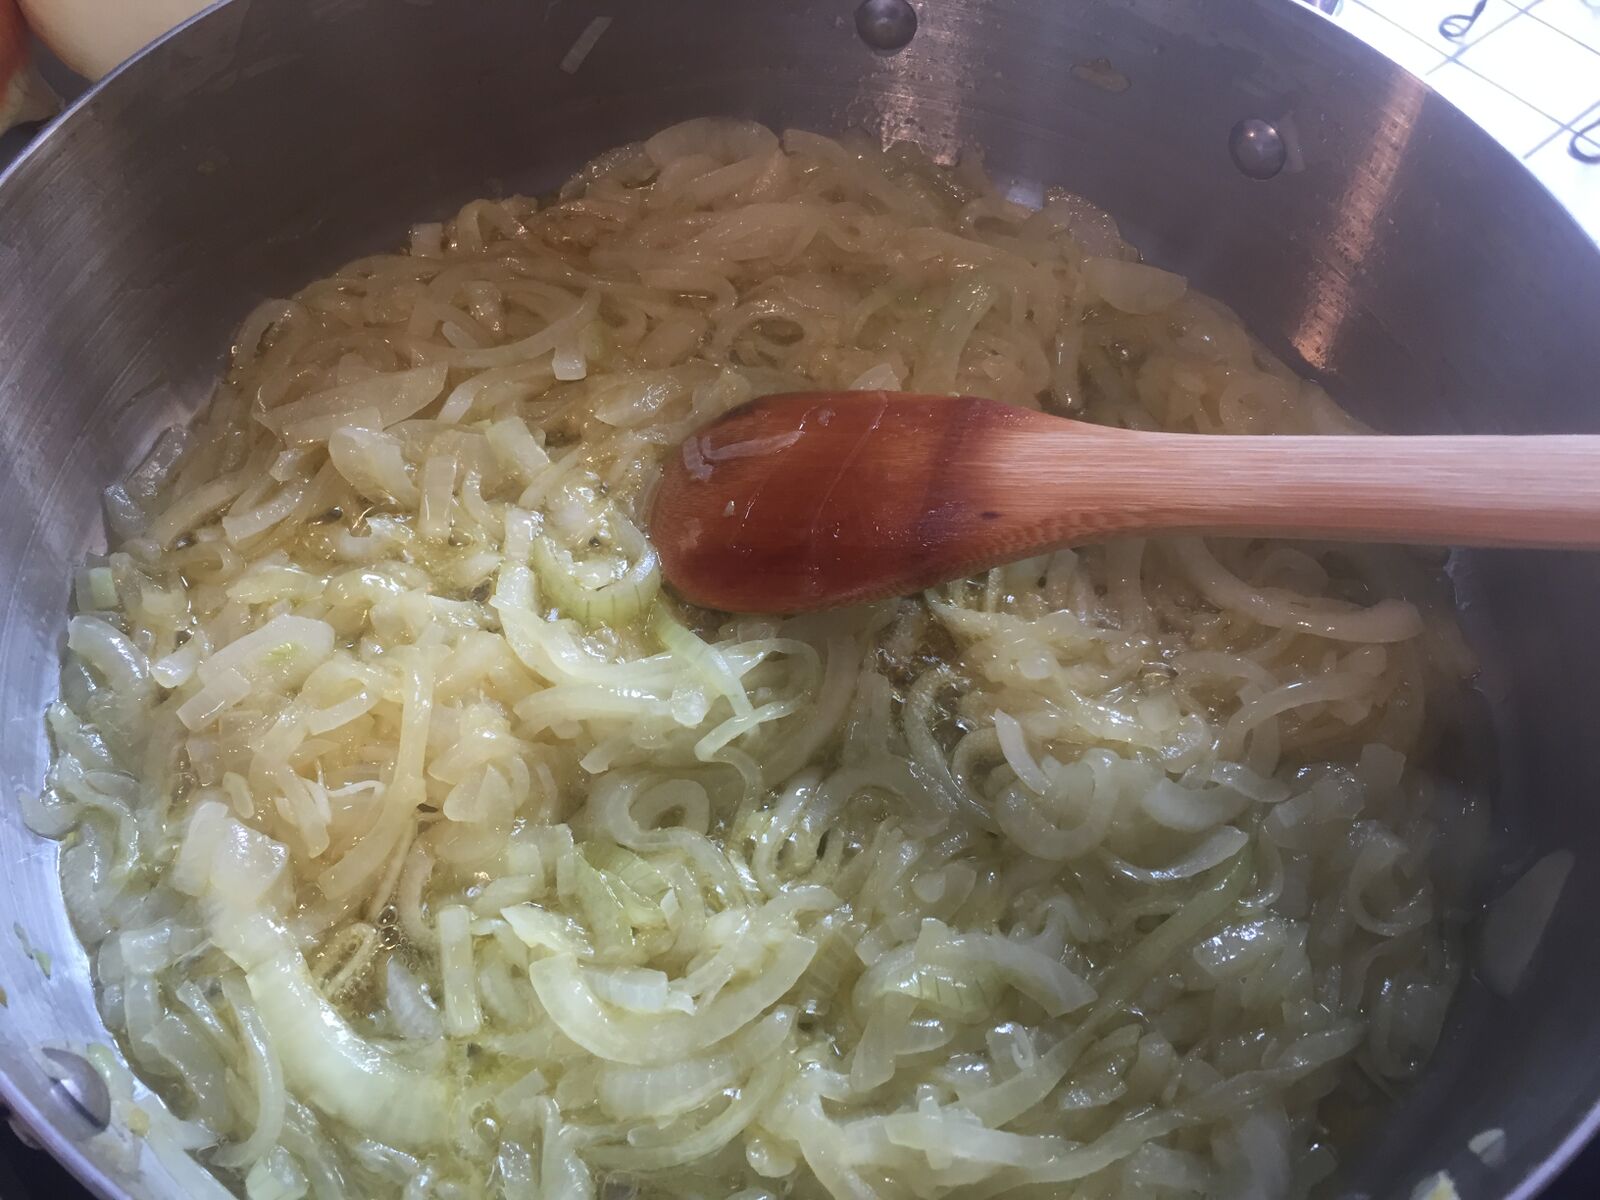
[3,1,1599,1197]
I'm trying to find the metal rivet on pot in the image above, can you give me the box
[5,1108,43,1151]
[40,1048,112,1136]
[1228,117,1287,180]
[855,0,918,52]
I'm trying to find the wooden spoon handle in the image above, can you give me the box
[1009,424,1600,549]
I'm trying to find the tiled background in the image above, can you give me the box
[1312,0,1600,242]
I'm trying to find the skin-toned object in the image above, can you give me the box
[17,0,204,79]
[0,0,58,132]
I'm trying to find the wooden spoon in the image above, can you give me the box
[650,390,1600,613]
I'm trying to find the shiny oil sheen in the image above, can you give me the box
[2,2,1600,1198]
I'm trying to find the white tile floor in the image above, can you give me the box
[1313,0,1600,242]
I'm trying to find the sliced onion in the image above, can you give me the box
[264,365,448,444]
[1480,850,1574,996]
[531,524,660,629]
[528,936,814,1066]
[1083,257,1187,314]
